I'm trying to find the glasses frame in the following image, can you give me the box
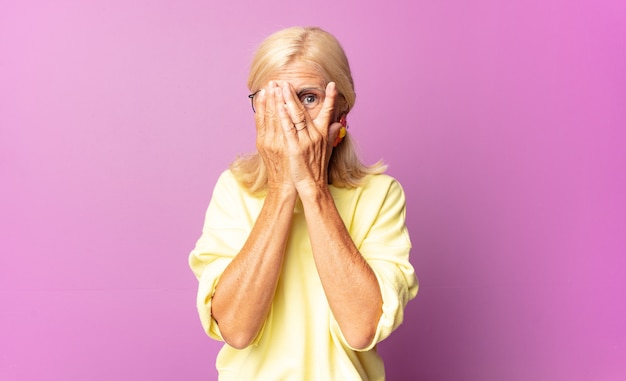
[248,90,261,113]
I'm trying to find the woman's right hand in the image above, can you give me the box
[254,81,296,195]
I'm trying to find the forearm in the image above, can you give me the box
[211,188,296,349]
[300,185,383,350]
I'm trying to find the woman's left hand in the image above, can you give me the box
[276,81,343,196]
[276,82,382,350]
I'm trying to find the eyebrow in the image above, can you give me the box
[296,87,325,95]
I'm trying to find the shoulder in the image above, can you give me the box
[333,174,407,216]
[208,170,248,203]
[213,169,248,194]
[215,169,238,186]
[209,170,266,218]
[215,169,267,198]
[357,174,409,218]
[359,173,406,198]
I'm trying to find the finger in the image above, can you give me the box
[265,82,282,139]
[281,82,309,131]
[313,82,338,134]
[275,85,296,134]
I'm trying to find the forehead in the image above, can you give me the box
[267,61,326,89]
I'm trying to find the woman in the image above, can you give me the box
[189,26,418,380]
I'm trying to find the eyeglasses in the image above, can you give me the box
[248,88,326,113]
[248,91,260,113]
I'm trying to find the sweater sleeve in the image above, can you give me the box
[330,176,418,351]
[188,171,256,341]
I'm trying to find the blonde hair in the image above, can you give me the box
[230,26,386,194]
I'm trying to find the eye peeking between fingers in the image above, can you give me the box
[297,88,325,110]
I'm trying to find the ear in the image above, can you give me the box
[332,113,348,147]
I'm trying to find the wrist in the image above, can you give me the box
[296,180,330,203]
[267,182,298,200]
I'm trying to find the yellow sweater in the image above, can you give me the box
[189,170,418,380]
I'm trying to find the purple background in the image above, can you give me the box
[1,0,625,380]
